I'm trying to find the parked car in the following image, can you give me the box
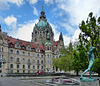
[36,70,44,74]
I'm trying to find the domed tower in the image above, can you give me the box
[31,6,54,45]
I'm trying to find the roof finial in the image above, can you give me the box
[42,5,43,11]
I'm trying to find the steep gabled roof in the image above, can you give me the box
[52,41,59,52]
[3,35,45,52]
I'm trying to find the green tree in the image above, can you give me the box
[53,42,74,72]
[72,50,80,76]
[79,12,100,58]
[93,58,100,75]
[79,12,100,75]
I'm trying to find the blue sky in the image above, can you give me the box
[0,0,100,45]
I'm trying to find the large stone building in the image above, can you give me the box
[0,8,64,75]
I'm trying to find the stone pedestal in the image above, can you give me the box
[80,80,99,86]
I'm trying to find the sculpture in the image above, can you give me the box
[80,46,97,81]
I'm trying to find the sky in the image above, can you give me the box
[0,0,100,45]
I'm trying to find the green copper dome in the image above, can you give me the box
[37,20,47,29]
[37,20,52,31]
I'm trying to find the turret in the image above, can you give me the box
[59,32,64,46]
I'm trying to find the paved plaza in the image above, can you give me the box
[0,76,80,86]
[0,76,99,86]
[0,77,41,86]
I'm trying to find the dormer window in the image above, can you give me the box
[28,52,30,56]
[10,43,13,47]
[17,44,19,48]
[32,48,35,51]
[22,46,25,49]
[28,47,30,50]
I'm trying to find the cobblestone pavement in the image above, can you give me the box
[0,77,41,86]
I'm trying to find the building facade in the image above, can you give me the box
[0,8,64,75]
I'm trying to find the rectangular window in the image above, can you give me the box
[37,66,39,69]
[0,63,2,68]
[10,57,13,61]
[28,70,30,73]
[33,59,35,63]
[33,65,35,69]
[22,58,25,62]
[33,54,35,57]
[41,66,43,69]
[37,54,39,57]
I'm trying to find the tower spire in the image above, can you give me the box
[40,6,46,21]
[42,5,43,11]
[59,32,63,41]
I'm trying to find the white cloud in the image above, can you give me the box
[0,0,24,9]
[72,29,81,42]
[28,0,38,4]
[56,0,100,26]
[7,0,24,6]
[44,0,54,4]
[50,23,71,45]
[4,15,17,26]
[15,20,38,41]
[33,7,38,16]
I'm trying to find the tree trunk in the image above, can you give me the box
[76,71,79,76]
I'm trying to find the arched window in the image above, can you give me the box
[41,55,43,58]
[33,53,35,57]
[47,47,49,50]
[10,50,13,54]
[28,65,30,69]
[16,58,19,62]
[28,59,30,62]
[28,52,30,56]
[23,52,25,55]
[23,65,25,68]
[16,51,19,54]
[10,64,13,68]
[35,31,37,34]
[17,64,19,68]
